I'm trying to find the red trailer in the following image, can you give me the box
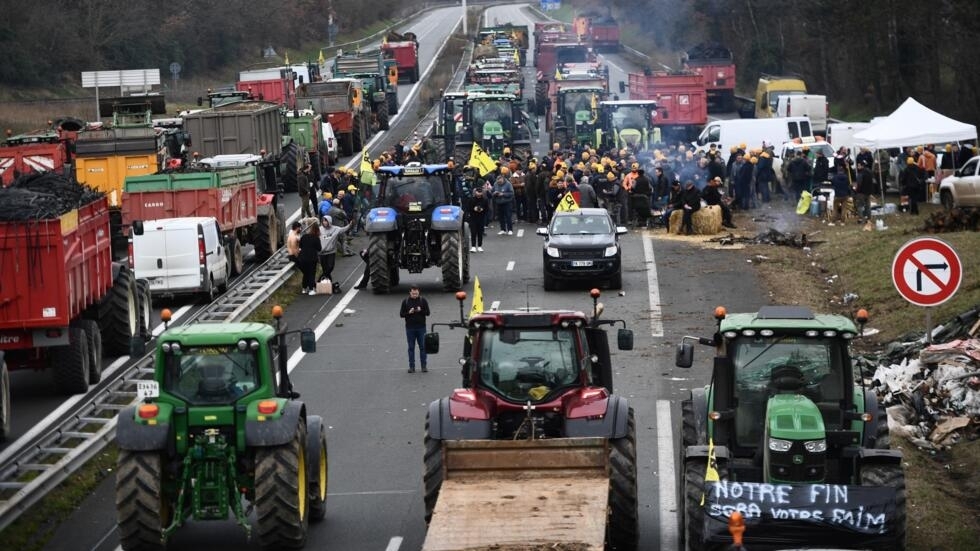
[682,42,736,113]
[237,67,297,109]
[381,34,420,83]
[589,17,620,53]
[534,42,595,116]
[0,190,143,405]
[628,71,707,143]
[0,118,85,186]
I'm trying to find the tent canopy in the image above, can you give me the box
[852,97,977,150]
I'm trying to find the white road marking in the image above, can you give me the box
[657,399,678,550]
[286,285,363,373]
[151,304,192,336]
[516,228,524,237]
[386,536,404,551]
[506,261,515,271]
[642,233,665,337]
[490,300,500,311]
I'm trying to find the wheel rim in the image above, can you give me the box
[318,441,327,501]
[298,440,306,521]
[127,281,137,335]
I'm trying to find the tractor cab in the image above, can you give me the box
[374,163,453,215]
[596,100,658,152]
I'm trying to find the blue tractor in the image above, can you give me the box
[364,163,469,293]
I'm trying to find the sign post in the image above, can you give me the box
[891,237,963,343]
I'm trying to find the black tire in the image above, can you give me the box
[254,210,279,263]
[79,319,103,384]
[422,412,443,524]
[411,63,420,83]
[681,399,700,449]
[554,127,568,149]
[683,459,708,551]
[873,405,890,449]
[341,132,354,158]
[228,237,244,277]
[860,463,907,551]
[100,265,138,357]
[0,362,10,443]
[276,205,287,248]
[305,415,328,522]
[352,114,364,151]
[369,234,392,294]
[543,271,556,291]
[388,92,399,115]
[116,450,171,551]
[255,420,309,549]
[462,227,470,284]
[452,144,471,166]
[281,141,301,192]
[378,106,390,131]
[54,326,89,394]
[440,231,464,292]
[135,279,152,342]
[609,270,623,290]
[940,190,954,210]
[607,407,638,551]
[432,138,447,164]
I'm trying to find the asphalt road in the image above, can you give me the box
[37,5,770,551]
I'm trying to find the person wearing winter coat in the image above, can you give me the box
[298,224,322,295]
[466,187,490,252]
[491,176,515,234]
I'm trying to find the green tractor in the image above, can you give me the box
[595,100,659,152]
[676,305,905,550]
[332,49,399,131]
[115,308,328,550]
[436,89,536,164]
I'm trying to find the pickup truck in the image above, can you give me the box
[939,154,980,209]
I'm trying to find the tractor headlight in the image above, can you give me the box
[768,438,792,453]
[546,245,560,258]
[604,244,618,257]
[804,439,827,453]
[237,339,248,351]
[162,342,180,353]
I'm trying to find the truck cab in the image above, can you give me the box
[755,75,807,119]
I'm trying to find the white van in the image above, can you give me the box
[695,116,814,162]
[825,122,871,158]
[776,94,828,134]
[130,217,229,301]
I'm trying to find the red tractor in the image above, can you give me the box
[422,290,638,550]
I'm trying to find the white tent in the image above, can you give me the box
[853,97,977,149]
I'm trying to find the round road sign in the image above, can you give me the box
[891,237,963,307]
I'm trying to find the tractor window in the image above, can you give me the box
[382,176,446,212]
[730,337,844,447]
[477,328,579,402]
[611,105,649,130]
[471,100,513,140]
[164,345,260,405]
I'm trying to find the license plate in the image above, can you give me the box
[136,380,159,400]
[571,260,593,267]
[149,278,164,288]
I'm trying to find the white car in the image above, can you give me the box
[774,140,835,185]
[939,155,980,209]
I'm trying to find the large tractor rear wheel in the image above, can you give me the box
[79,319,103,384]
[377,106,390,131]
[254,209,280,263]
[54,327,89,394]
[116,450,172,551]
[872,404,891,449]
[681,398,701,449]
[0,362,10,442]
[607,407,638,551]
[100,265,138,357]
[440,231,465,292]
[431,138,447,164]
[352,114,364,151]
[860,463,907,551]
[135,279,152,342]
[305,415,329,521]
[276,205,287,248]
[411,62,420,83]
[281,141,301,192]
[682,459,708,551]
[255,420,309,549]
[369,234,393,294]
[388,93,399,116]
[422,412,443,524]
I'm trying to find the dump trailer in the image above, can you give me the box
[626,71,706,143]
[422,438,611,550]
[122,154,285,273]
[682,42,736,113]
[423,291,638,550]
[382,31,420,83]
[332,49,399,129]
[0,177,146,433]
[0,118,84,185]
[237,67,297,109]
[676,305,906,550]
[297,79,371,158]
[116,312,327,550]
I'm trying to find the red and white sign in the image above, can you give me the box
[892,237,963,307]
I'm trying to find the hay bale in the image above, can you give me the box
[668,205,723,235]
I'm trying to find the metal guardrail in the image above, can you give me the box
[0,249,296,531]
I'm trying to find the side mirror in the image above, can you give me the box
[676,342,694,368]
[617,328,633,350]
[300,328,316,353]
[129,336,147,357]
[618,81,626,94]
[132,220,144,236]
[424,332,440,354]
[535,227,549,236]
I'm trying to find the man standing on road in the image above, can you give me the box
[399,286,430,373]
[298,164,314,218]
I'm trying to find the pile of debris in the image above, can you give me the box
[921,206,980,233]
[866,306,980,449]
[707,228,819,248]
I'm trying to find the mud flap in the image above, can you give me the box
[116,405,171,451]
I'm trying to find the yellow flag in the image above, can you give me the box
[469,276,484,318]
[318,49,325,65]
[555,67,562,80]
[512,48,520,64]
[359,147,375,185]
[467,142,496,177]
[699,437,721,506]
[556,191,579,212]
[284,51,290,65]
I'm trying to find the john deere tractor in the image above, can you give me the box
[115,307,327,550]
[422,290,638,550]
[676,305,905,551]
[595,100,659,152]
[432,90,536,164]
[364,163,469,294]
